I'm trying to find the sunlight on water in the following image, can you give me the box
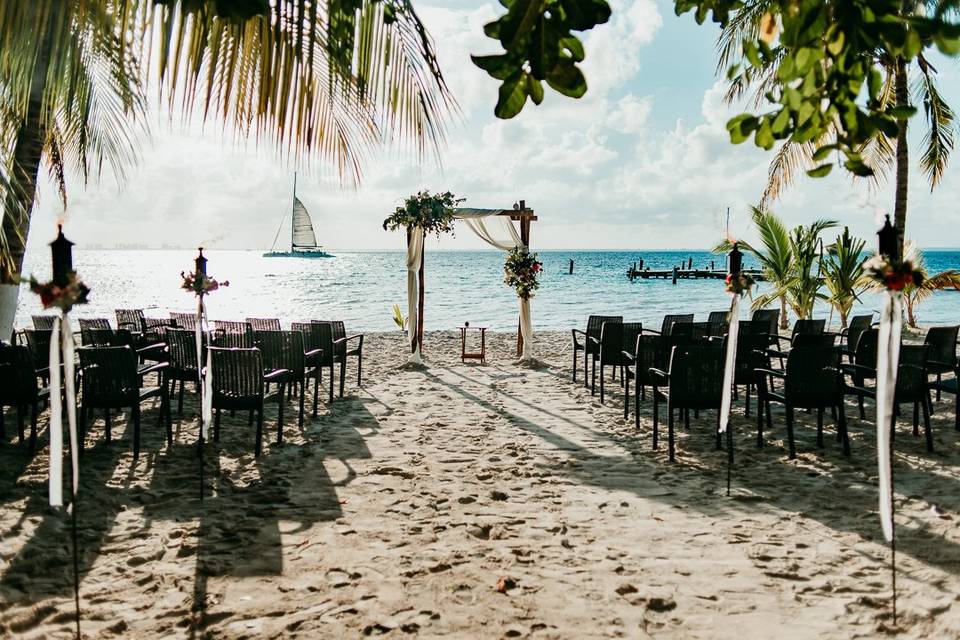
[14,249,960,331]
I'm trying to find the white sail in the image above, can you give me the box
[292,197,318,248]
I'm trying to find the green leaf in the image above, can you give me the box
[545,61,587,98]
[495,73,529,119]
[527,75,544,104]
[807,164,833,178]
[471,54,517,80]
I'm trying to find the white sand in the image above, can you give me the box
[1,330,959,638]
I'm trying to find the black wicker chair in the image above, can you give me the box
[247,317,282,331]
[624,333,691,424]
[733,331,770,417]
[594,321,642,402]
[255,330,320,428]
[840,328,880,419]
[925,326,959,402]
[0,344,50,451]
[292,322,326,415]
[751,308,780,334]
[649,344,726,461]
[22,328,53,384]
[212,321,255,348]
[164,327,202,416]
[208,347,287,456]
[79,318,112,346]
[755,345,848,459]
[32,315,56,330]
[78,346,170,460]
[327,320,364,397]
[773,318,826,348]
[572,315,621,386]
[839,314,874,360]
[844,344,933,451]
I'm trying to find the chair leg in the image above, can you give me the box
[214,408,221,442]
[328,364,334,404]
[162,378,173,447]
[583,349,589,389]
[668,405,676,462]
[623,373,630,420]
[313,371,319,418]
[922,397,933,453]
[29,403,38,453]
[105,408,111,443]
[715,410,722,450]
[357,354,362,386]
[652,391,659,450]
[0,406,6,440]
[858,394,866,420]
[278,383,286,433]
[600,364,605,403]
[745,384,751,418]
[133,406,141,462]
[937,373,942,401]
[634,377,641,431]
[17,406,25,445]
[785,405,796,459]
[591,358,597,396]
[298,381,305,429]
[572,347,578,383]
[339,359,347,398]
[912,401,920,437]
[765,401,773,447]
[255,405,264,457]
[816,408,824,448]
[838,402,850,456]
[756,396,764,448]
[178,380,185,416]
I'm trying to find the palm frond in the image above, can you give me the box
[914,59,956,189]
[760,138,818,207]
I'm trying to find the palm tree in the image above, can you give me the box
[822,227,866,328]
[861,242,960,327]
[718,2,956,249]
[715,206,794,329]
[0,1,454,337]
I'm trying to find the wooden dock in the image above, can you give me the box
[626,267,767,282]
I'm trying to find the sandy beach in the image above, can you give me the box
[1,330,959,639]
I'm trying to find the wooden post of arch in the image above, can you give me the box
[511,201,535,357]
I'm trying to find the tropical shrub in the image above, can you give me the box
[822,227,866,328]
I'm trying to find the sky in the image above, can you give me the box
[27,0,960,253]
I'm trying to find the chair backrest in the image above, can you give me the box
[667,344,725,409]
[116,309,147,333]
[247,317,282,332]
[83,328,134,348]
[706,311,728,337]
[845,314,874,352]
[78,346,140,403]
[662,314,694,336]
[924,325,959,366]
[791,318,826,338]
[291,322,321,352]
[585,315,622,347]
[170,312,197,330]
[690,321,713,340]
[212,321,254,348]
[734,332,770,383]
[853,328,880,371]
[751,308,780,335]
[669,321,695,339]
[792,333,835,348]
[0,344,40,403]
[255,330,305,375]
[310,321,335,364]
[621,322,643,360]
[165,327,200,373]
[209,347,263,400]
[79,318,111,345]
[22,328,52,370]
[32,315,56,330]
[599,320,624,362]
[896,344,929,402]
[314,320,348,357]
[737,320,767,335]
[784,345,841,406]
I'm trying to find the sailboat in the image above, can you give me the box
[263,173,333,258]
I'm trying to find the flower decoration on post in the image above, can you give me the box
[382,190,463,236]
[181,249,229,294]
[504,247,543,300]
[723,243,754,296]
[864,217,924,291]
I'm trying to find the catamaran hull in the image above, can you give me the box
[262,251,334,258]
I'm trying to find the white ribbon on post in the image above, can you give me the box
[406,226,424,364]
[718,295,741,434]
[48,312,79,507]
[195,297,212,438]
[876,292,902,542]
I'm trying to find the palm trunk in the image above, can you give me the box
[0,9,53,341]
[906,297,917,328]
[778,295,788,330]
[893,56,909,254]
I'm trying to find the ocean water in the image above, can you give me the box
[13,249,960,332]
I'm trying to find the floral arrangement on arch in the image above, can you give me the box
[181,271,229,294]
[863,254,924,291]
[725,272,755,296]
[382,190,464,237]
[21,272,90,312]
[504,247,543,300]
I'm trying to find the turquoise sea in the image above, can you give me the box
[13,249,960,332]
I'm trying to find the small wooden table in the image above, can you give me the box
[459,325,487,363]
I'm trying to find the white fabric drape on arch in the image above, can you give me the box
[403,209,534,363]
[406,226,425,364]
